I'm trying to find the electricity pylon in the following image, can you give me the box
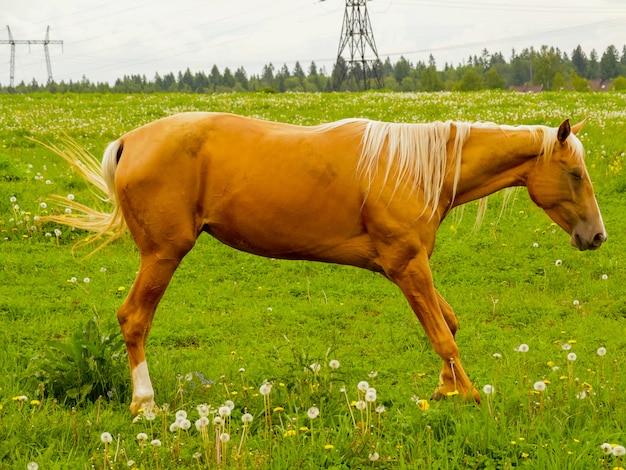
[333,0,383,91]
[1,26,64,89]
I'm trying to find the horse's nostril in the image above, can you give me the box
[593,232,606,246]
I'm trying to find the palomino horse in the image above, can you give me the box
[42,113,606,413]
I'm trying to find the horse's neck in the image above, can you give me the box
[450,126,543,207]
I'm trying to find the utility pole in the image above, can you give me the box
[1,26,64,89]
[333,0,383,91]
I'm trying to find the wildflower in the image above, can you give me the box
[357,381,369,391]
[219,432,230,443]
[27,463,39,470]
[562,343,572,351]
[100,432,113,444]
[100,267,107,273]
[299,426,309,432]
[355,400,367,410]
[601,443,613,455]
[179,419,191,430]
[284,430,297,437]
[13,395,28,402]
[329,359,340,369]
[213,417,224,426]
[369,452,380,461]
[225,400,235,410]
[307,406,320,419]
[375,405,386,413]
[324,444,334,450]
[533,381,546,392]
[532,242,539,248]
[567,353,577,361]
[136,432,148,441]
[273,407,284,413]
[126,460,135,467]
[555,259,562,266]
[83,277,90,283]
[169,422,180,432]
[417,399,430,411]
[614,445,626,457]
[9,196,16,203]
[117,286,126,292]
[493,353,502,359]
[30,399,40,406]
[368,371,378,378]
[185,372,193,381]
[197,403,210,417]
[602,274,608,280]
[39,202,47,209]
[576,391,587,399]
[195,417,209,430]
[151,439,162,447]
[70,277,77,283]
[365,388,377,402]
[446,390,459,397]
[310,363,321,373]
[483,384,495,395]
[598,347,607,356]
[218,406,231,417]
[573,300,579,306]
[143,409,156,421]
[242,412,253,424]
[259,382,272,396]
[516,344,529,353]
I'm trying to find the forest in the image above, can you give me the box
[3,43,626,94]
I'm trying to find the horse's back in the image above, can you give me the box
[114,113,378,266]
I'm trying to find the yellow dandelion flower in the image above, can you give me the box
[547,361,555,367]
[518,437,525,441]
[230,391,238,396]
[417,399,430,411]
[273,407,284,413]
[30,400,40,406]
[543,379,551,384]
[0,404,3,411]
[446,390,459,397]
[279,383,285,387]
[324,444,334,450]
[510,441,517,445]
[117,286,125,292]
[560,376,568,380]
[521,452,529,458]
[299,426,309,432]
[417,373,426,378]
[283,430,297,437]
[568,339,577,344]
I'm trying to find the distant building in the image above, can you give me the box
[512,85,543,93]
[587,79,613,91]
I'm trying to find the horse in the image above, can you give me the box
[41,113,606,414]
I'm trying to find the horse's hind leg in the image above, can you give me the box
[118,252,189,414]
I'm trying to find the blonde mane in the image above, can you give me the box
[350,119,584,223]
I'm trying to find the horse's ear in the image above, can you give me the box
[571,117,588,135]
[557,119,571,143]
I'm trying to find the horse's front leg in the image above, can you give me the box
[388,253,479,403]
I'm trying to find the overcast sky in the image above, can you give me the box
[2,0,626,86]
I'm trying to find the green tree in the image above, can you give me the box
[455,68,484,91]
[485,67,506,89]
[600,45,620,80]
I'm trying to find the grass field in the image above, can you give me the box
[1,91,626,469]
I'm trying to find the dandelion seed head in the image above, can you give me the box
[307,406,320,419]
[533,381,546,392]
[555,259,563,266]
[219,432,230,443]
[329,359,340,369]
[369,452,380,461]
[597,347,607,357]
[218,405,231,417]
[100,432,113,444]
[567,352,577,362]
[357,381,369,391]
[355,400,366,410]
[151,439,162,447]
[27,463,39,470]
[602,274,608,280]
[136,432,148,441]
[242,412,253,424]
[601,442,613,455]
[259,382,272,396]
[310,363,321,373]
[195,416,209,430]
[614,445,626,457]
[483,384,495,395]
[562,343,572,351]
[573,299,579,306]
[516,343,529,353]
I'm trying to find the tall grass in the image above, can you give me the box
[1,91,625,468]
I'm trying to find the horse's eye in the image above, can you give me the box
[570,170,583,180]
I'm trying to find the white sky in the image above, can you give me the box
[2,0,626,86]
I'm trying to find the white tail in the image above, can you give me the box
[35,137,127,253]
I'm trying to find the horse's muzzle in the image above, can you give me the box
[573,231,607,251]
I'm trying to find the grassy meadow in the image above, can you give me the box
[1,91,626,469]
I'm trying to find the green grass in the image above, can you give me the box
[1,91,626,469]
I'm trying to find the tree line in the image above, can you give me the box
[3,43,626,94]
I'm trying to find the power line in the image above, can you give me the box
[0,26,64,89]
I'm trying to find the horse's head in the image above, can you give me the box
[526,119,607,251]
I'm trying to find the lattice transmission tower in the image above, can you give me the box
[333,0,383,91]
[1,26,63,89]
